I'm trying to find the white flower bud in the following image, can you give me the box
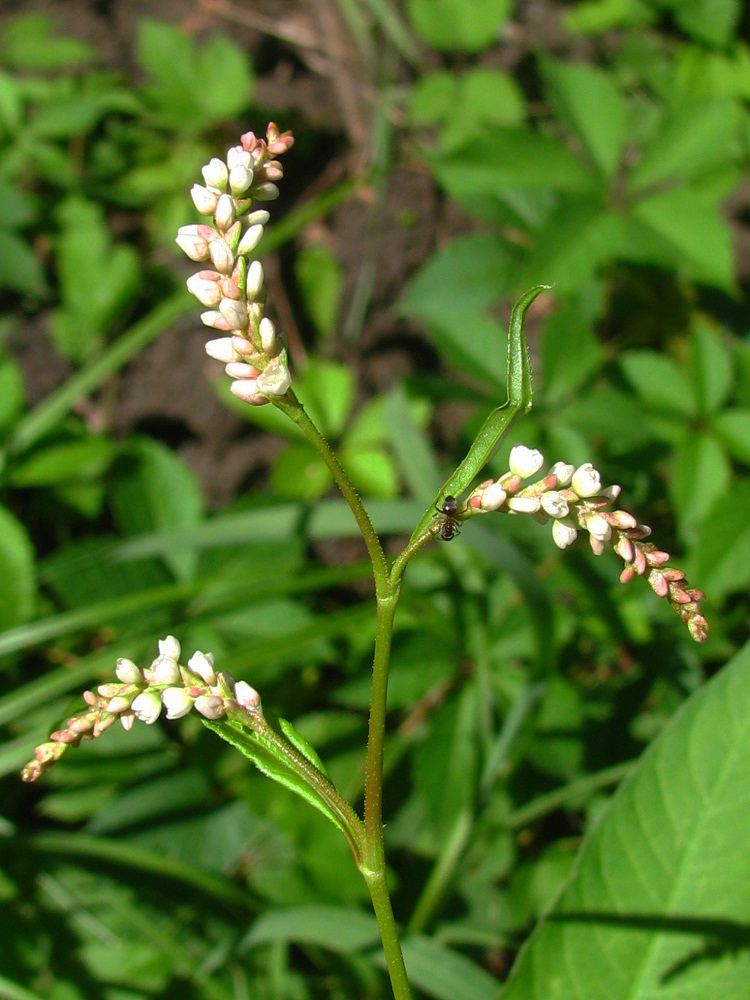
[586,514,612,541]
[256,362,291,397]
[479,483,507,511]
[549,462,575,486]
[229,164,254,196]
[214,193,236,231]
[194,694,225,720]
[230,379,267,405]
[601,484,621,501]
[235,680,261,710]
[507,495,541,513]
[188,651,216,686]
[226,361,260,379]
[552,519,578,549]
[259,317,277,355]
[237,224,264,257]
[131,690,163,725]
[227,146,253,170]
[589,535,605,556]
[246,260,265,300]
[152,655,181,685]
[116,658,143,685]
[209,238,235,275]
[162,687,194,720]
[571,463,601,498]
[246,210,270,226]
[205,337,239,362]
[176,225,211,261]
[541,491,569,518]
[159,636,180,660]
[121,712,135,732]
[186,272,222,308]
[191,184,220,215]
[201,157,228,189]
[106,695,132,714]
[201,310,232,331]
[219,297,248,331]
[253,182,280,201]
[509,445,544,479]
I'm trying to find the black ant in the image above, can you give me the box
[435,494,461,541]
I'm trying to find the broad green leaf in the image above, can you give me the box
[502,639,750,999]
[542,59,628,178]
[629,188,734,290]
[675,43,750,101]
[628,99,739,192]
[341,445,399,497]
[431,130,594,199]
[294,243,343,340]
[0,232,46,295]
[51,197,141,362]
[396,936,499,1000]
[414,310,507,389]
[244,905,380,951]
[193,33,254,123]
[0,503,35,629]
[712,408,750,464]
[539,292,604,402]
[693,480,750,596]
[0,13,96,69]
[294,360,355,439]
[671,0,740,47]
[271,441,332,499]
[8,437,115,487]
[620,350,696,417]
[405,0,511,52]
[563,0,655,33]
[687,320,734,416]
[278,717,330,778]
[669,431,731,537]
[110,439,203,581]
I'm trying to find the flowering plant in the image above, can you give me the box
[23,124,709,999]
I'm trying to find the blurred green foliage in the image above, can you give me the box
[1,2,749,997]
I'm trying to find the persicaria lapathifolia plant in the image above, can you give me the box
[22,124,710,1000]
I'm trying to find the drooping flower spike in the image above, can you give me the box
[176,123,294,406]
[21,637,263,783]
[465,445,709,643]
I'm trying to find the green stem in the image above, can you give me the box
[272,391,390,597]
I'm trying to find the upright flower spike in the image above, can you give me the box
[466,445,709,642]
[20,638,265,783]
[176,123,295,407]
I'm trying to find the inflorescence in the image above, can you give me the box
[176,122,294,405]
[464,445,709,643]
[21,638,262,783]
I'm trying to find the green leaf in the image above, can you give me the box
[693,481,750,596]
[671,0,741,47]
[0,13,96,69]
[341,446,399,498]
[542,59,628,178]
[0,232,46,296]
[278,717,330,778]
[687,320,734,416]
[563,0,655,34]
[628,99,739,192]
[539,293,604,402]
[294,360,355,439]
[0,503,35,630]
[620,350,696,417]
[294,243,343,340]
[629,188,734,290]
[271,441,332,499]
[110,439,203,581]
[244,905,380,951]
[0,355,25,431]
[8,437,116,487]
[51,197,141,363]
[396,936,499,1000]
[712,408,750,464]
[669,431,731,537]
[502,639,750,999]
[405,0,512,52]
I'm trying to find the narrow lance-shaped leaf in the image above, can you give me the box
[410,284,550,542]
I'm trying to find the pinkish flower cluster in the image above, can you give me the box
[467,445,709,643]
[176,123,294,405]
[21,637,262,783]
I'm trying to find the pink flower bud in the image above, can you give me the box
[263,160,284,181]
[186,271,222,307]
[209,238,235,275]
[205,337,238,362]
[231,379,268,405]
[201,310,232,331]
[614,536,634,563]
[607,510,638,530]
[620,565,635,584]
[226,361,261,379]
[235,680,261,710]
[589,536,605,556]
[633,549,647,575]
[106,695,132,714]
[649,570,669,597]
